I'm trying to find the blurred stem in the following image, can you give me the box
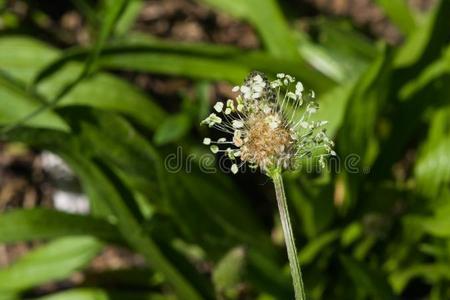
[271,171,306,300]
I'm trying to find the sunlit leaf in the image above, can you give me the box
[0,237,102,292]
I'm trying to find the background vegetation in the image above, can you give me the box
[0,0,449,299]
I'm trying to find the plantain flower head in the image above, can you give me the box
[201,71,335,175]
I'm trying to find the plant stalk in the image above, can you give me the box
[271,171,306,300]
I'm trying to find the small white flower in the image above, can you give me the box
[266,115,281,129]
[226,99,235,110]
[295,82,304,93]
[231,164,239,174]
[232,86,240,92]
[210,145,219,154]
[201,113,222,127]
[233,130,243,147]
[241,86,250,94]
[232,120,244,129]
[307,106,317,114]
[214,102,224,113]
[287,92,297,100]
[252,92,262,99]
[262,104,272,114]
[253,85,264,92]
[253,74,263,82]
[271,80,281,88]
[203,138,211,145]
[285,75,295,83]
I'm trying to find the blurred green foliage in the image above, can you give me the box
[0,0,449,299]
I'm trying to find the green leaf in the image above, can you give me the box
[389,264,450,293]
[37,63,166,130]
[340,255,396,300]
[213,247,247,298]
[198,0,298,59]
[399,45,450,100]
[0,208,121,244]
[0,36,166,130]
[22,31,334,92]
[36,288,175,300]
[154,114,192,145]
[296,21,375,83]
[0,37,59,83]
[337,46,393,208]
[395,0,450,68]
[3,124,212,300]
[339,46,392,165]
[114,0,145,36]
[311,81,355,137]
[98,47,333,92]
[0,0,127,133]
[285,176,335,238]
[0,72,69,132]
[299,230,340,265]
[415,108,450,200]
[57,107,164,202]
[340,222,363,247]
[403,215,450,238]
[83,0,127,75]
[374,0,416,35]
[75,160,209,300]
[171,171,275,258]
[0,237,102,292]
[34,30,334,92]
[0,292,19,300]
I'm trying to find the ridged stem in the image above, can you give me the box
[271,171,306,300]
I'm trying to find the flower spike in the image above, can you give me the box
[201,71,335,175]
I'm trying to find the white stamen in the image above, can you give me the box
[232,120,244,129]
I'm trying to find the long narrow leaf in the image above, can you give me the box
[36,288,175,300]
[0,237,103,292]
[199,0,298,59]
[0,208,122,244]
[374,0,416,35]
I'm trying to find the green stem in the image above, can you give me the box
[271,171,306,300]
